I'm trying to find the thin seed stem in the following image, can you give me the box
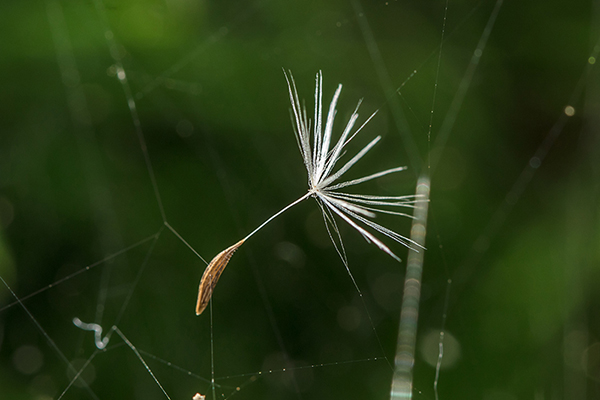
[243,192,311,241]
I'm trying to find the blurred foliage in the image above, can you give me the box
[0,0,599,399]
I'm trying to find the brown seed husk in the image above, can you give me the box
[195,239,245,315]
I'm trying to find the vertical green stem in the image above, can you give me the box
[391,174,430,399]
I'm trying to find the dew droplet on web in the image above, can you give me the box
[418,329,461,369]
[564,105,575,116]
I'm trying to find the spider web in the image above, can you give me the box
[1,0,599,399]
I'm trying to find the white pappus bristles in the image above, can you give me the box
[195,70,421,315]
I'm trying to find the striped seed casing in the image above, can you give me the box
[195,239,245,315]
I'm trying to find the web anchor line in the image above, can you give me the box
[72,318,172,399]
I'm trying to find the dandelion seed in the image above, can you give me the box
[196,70,421,315]
[195,239,245,315]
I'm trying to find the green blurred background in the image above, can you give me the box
[1,0,599,399]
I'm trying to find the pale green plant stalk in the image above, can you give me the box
[391,175,430,399]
